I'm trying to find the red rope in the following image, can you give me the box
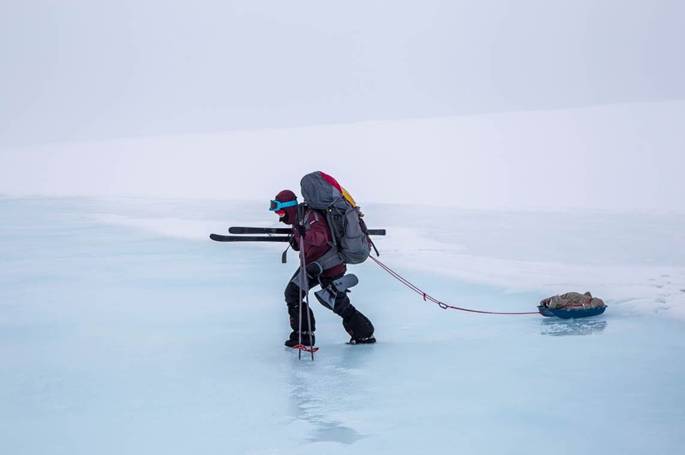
[369,256,539,315]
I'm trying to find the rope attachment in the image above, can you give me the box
[369,256,539,316]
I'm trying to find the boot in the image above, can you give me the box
[342,308,375,344]
[348,336,376,345]
[284,331,315,348]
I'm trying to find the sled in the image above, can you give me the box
[537,304,606,319]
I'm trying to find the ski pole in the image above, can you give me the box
[297,261,304,360]
[296,205,315,360]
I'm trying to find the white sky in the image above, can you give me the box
[1,0,684,146]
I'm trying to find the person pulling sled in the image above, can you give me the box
[270,172,377,347]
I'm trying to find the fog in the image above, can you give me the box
[1,100,683,211]
[2,0,684,146]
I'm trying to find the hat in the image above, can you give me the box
[275,189,297,202]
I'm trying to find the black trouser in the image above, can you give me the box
[284,270,374,339]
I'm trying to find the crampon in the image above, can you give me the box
[292,344,319,353]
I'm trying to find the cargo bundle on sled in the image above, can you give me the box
[538,291,607,319]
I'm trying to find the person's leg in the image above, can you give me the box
[284,278,316,347]
[318,275,375,343]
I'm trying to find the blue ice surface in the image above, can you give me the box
[1,197,684,455]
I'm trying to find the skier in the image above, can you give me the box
[270,189,376,347]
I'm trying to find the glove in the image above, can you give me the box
[306,262,323,278]
[289,235,299,251]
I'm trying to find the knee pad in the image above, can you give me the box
[314,274,358,310]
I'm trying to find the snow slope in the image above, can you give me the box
[1,100,684,211]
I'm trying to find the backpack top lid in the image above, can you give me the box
[301,171,352,210]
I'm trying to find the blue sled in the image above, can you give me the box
[538,305,606,319]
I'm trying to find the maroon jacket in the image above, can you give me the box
[290,209,346,278]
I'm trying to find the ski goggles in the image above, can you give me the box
[269,199,298,212]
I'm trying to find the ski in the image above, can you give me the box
[229,226,386,236]
[209,234,289,242]
[229,227,290,235]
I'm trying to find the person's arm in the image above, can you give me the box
[302,213,331,265]
[303,213,328,248]
[289,227,300,251]
[287,221,323,257]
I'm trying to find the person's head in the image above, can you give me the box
[270,189,298,225]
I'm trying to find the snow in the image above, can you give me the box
[1,196,684,454]
[2,100,684,212]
